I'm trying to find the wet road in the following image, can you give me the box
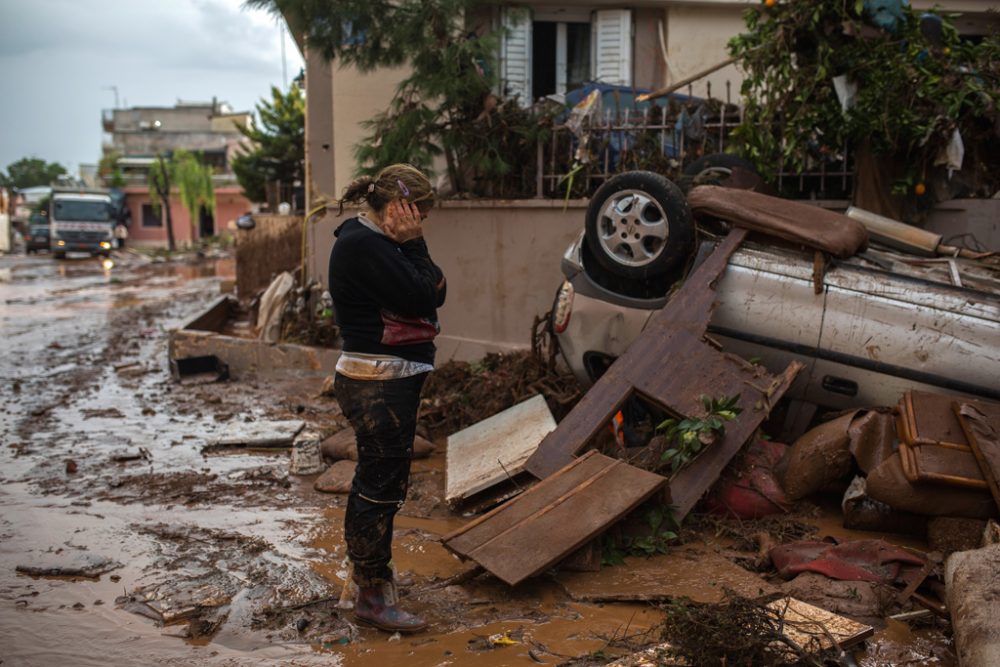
[0,251,339,666]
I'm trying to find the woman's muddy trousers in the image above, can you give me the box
[334,372,427,586]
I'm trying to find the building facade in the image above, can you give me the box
[102,100,253,247]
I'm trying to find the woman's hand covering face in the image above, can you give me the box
[382,200,423,243]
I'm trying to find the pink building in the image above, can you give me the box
[123,185,250,247]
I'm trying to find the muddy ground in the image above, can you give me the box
[0,250,956,666]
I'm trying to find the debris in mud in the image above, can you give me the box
[314,460,355,493]
[208,419,304,449]
[118,580,233,626]
[657,593,871,666]
[82,407,126,420]
[444,450,666,586]
[110,447,151,463]
[446,394,555,507]
[16,553,122,579]
[419,350,583,438]
[321,427,436,462]
[945,543,1000,667]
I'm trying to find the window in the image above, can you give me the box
[142,203,162,227]
[501,7,632,105]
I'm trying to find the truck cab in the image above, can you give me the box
[49,190,116,259]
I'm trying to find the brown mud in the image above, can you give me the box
[0,251,957,666]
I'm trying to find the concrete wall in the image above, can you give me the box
[330,63,410,198]
[664,4,746,100]
[307,200,588,361]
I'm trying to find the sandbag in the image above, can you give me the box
[687,185,869,258]
[848,410,897,474]
[321,427,435,462]
[314,460,356,493]
[780,412,859,500]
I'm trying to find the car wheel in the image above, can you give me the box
[54,252,66,260]
[585,171,695,281]
[679,153,767,193]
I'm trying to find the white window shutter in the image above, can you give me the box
[501,8,533,106]
[591,9,632,86]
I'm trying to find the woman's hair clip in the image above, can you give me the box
[367,182,376,193]
[397,179,411,198]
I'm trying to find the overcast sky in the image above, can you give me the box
[0,0,304,174]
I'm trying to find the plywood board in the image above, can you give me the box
[211,420,304,447]
[442,450,666,586]
[446,394,555,506]
[555,545,777,603]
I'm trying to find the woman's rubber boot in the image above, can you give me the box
[354,581,428,633]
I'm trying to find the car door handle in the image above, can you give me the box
[822,375,858,397]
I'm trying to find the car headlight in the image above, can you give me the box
[100,241,111,249]
[552,280,574,334]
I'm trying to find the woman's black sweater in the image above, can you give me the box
[328,217,446,365]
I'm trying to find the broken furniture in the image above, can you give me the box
[525,228,803,521]
[445,394,555,507]
[897,390,999,490]
[444,230,801,585]
[443,450,666,586]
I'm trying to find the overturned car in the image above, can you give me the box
[551,171,1000,410]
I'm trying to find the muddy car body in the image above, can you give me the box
[552,174,1000,410]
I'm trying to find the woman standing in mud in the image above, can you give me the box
[328,164,445,633]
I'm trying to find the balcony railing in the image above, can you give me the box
[533,81,854,201]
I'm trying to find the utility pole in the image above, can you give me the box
[103,85,120,108]
[280,23,288,89]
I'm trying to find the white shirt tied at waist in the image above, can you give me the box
[335,351,434,380]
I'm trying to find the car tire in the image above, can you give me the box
[54,252,66,260]
[584,171,695,282]
[679,153,767,193]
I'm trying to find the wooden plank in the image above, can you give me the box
[443,450,609,552]
[956,402,1000,513]
[525,229,749,479]
[667,360,802,519]
[445,394,556,506]
[443,451,666,586]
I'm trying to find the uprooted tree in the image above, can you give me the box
[729,1,1000,217]
[246,0,550,197]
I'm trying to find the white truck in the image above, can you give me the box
[49,189,116,259]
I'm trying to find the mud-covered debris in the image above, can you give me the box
[420,351,583,438]
[658,593,867,666]
[321,427,435,462]
[110,447,151,463]
[314,461,356,494]
[209,419,304,449]
[16,552,122,579]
